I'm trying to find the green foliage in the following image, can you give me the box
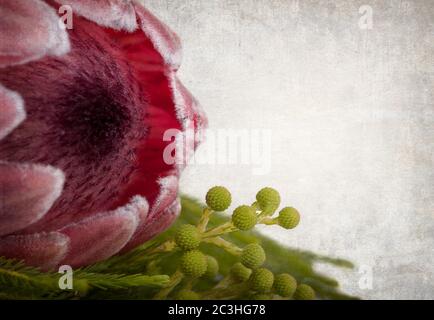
[175,290,200,300]
[0,187,358,300]
[0,257,169,299]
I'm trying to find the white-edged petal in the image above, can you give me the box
[134,2,182,70]
[0,232,69,271]
[58,195,148,266]
[0,0,70,67]
[0,161,65,236]
[54,0,138,32]
[0,84,26,140]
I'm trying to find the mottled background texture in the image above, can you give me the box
[146,0,434,299]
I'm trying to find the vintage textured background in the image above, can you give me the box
[146,0,434,299]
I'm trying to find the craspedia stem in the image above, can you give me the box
[197,207,213,232]
[147,240,176,255]
[251,201,260,212]
[230,262,252,283]
[201,222,237,239]
[259,216,278,226]
[204,255,219,279]
[202,237,242,256]
[154,270,183,300]
[213,274,233,290]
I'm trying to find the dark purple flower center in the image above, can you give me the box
[55,79,134,159]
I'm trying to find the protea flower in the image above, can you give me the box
[0,0,206,270]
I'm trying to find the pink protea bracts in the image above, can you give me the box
[0,0,207,270]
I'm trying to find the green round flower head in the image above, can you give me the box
[278,207,300,229]
[175,290,200,300]
[180,250,207,278]
[240,243,266,269]
[273,273,297,297]
[206,186,232,211]
[232,205,257,231]
[175,224,201,250]
[249,268,274,293]
[294,284,315,300]
[230,262,252,282]
[256,187,281,213]
[204,255,219,279]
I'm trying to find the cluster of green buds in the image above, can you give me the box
[225,243,314,300]
[153,186,315,300]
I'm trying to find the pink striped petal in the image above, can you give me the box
[0,162,65,236]
[0,0,70,67]
[54,0,138,32]
[121,176,179,252]
[149,175,179,219]
[169,76,208,148]
[0,85,25,140]
[134,2,182,71]
[0,232,69,271]
[144,197,180,240]
[59,196,147,267]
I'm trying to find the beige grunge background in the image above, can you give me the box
[146,0,434,299]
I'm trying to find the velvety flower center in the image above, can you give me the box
[55,79,134,159]
[0,18,149,232]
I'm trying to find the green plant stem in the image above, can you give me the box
[202,222,237,239]
[257,208,275,220]
[251,201,260,212]
[197,208,213,232]
[259,217,277,225]
[153,270,183,300]
[213,275,233,289]
[147,240,176,255]
[203,237,242,256]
